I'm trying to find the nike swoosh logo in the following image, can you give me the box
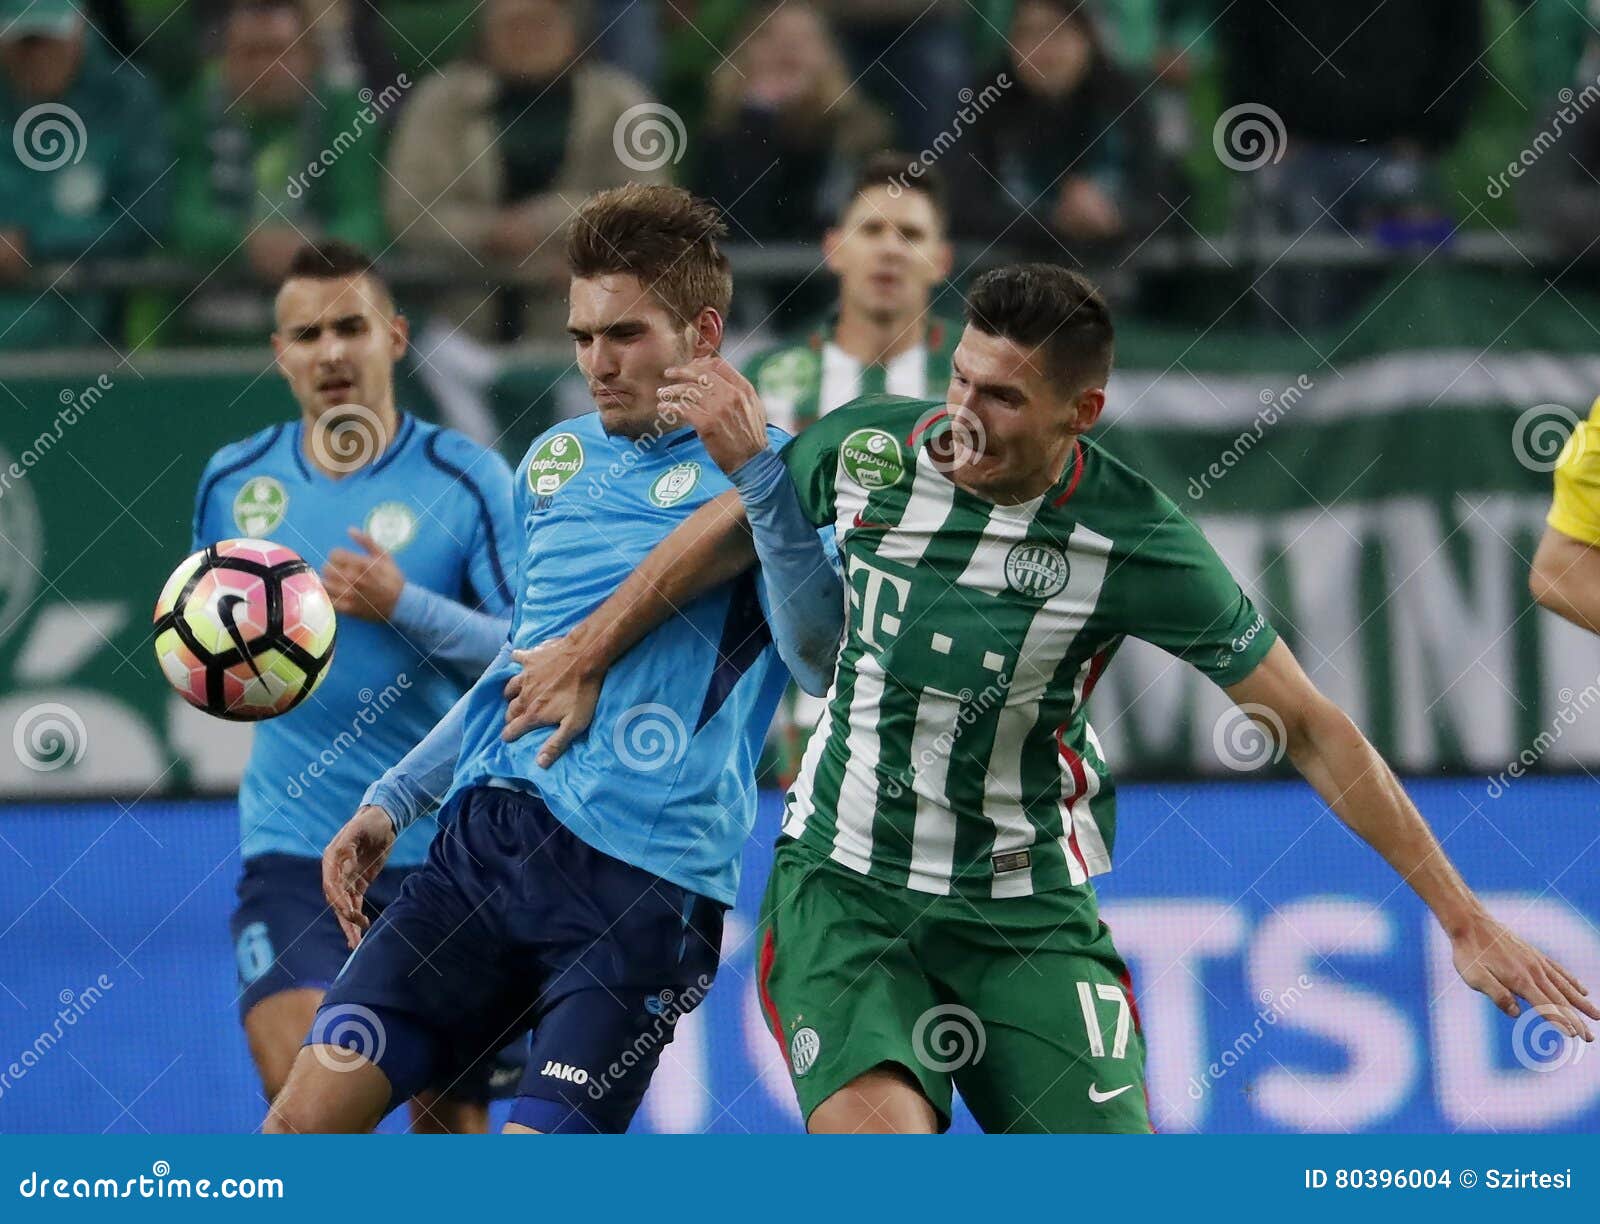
[851,511,893,531]
[1087,1083,1134,1104]
[217,595,264,680]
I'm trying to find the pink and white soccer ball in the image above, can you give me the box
[152,539,337,721]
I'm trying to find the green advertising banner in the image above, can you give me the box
[3,268,1600,798]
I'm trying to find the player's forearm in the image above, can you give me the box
[1288,699,1488,937]
[730,448,843,696]
[389,582,512,673]
[363,641,510,834]
[569,489,756,670]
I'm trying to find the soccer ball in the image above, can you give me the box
[153,539,337,721]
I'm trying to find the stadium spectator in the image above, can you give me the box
[951,0,1175,257]
[383,0,662,344]
[0,0,171,350]
[169,0,385,340]
[695,1,892,243]
[810,0,968,151]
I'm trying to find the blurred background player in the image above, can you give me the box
[744,152,954,783]
[1530,397,1600,632]
[190,240,520,1131]
[264,185,839,1135]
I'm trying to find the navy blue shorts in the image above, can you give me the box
[314,784,725,1133]
[231,852,524,1104]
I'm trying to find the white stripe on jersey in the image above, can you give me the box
[782,669,841,842]
[1074,723,1113,874]
[870,449,954,568]
[819,342,931,417]
[977,522,1113,895]
[904,683,963,895]
[829,657,888,874]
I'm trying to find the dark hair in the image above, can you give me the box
[228,0,306,25]
[566,184,732,325]
[281,240,394,312]
[965,264,1114,389]
[847,150,947,229]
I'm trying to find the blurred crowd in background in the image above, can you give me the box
[2,0,1600,353]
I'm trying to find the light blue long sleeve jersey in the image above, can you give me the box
[364,416,843,906]
[192,413,518,866]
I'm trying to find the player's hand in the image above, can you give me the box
[321,528,405,621]
[323,805,396,949]
[1449,910,1597,1040]
[501,636,601,765]
[660,355,769,475]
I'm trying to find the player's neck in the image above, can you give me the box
[833,304,927,368]
[301,399,399,479]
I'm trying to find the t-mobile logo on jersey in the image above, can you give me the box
[847,554,911,649]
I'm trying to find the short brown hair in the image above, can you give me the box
[566,185,732,326]
[281,239,393,312]
[848,150,947,229]
[965,264,1114,391]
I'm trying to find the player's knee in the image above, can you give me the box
[809,1064,938,1134]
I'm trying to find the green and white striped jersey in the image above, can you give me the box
[780,395,1278,900]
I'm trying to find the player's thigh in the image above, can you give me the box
[263,1043,394,1135]
[756,840,952,1130]
[509,898,726,1133]
[314,821,517,1104]
[242,988,323,1100]
[936,902,1153,1134]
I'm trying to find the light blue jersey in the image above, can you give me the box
[441,414,799,905]
[192,412,518,866]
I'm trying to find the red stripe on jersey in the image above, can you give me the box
[1051,439,1085,506]
[1055,732,1092,878]
[1081,647,1110,705]
[757,926,788,1065]
[906,408,950,446]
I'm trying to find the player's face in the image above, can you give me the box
[825,187,952,324]
[941,326,1104,503]
[568,274,713,438]
[271,275,406,423]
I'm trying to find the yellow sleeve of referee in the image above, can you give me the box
[1548,396,1600,546]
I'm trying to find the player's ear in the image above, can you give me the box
[270,332,290,382]
[821,227,844,274]
[931,237,954,283]
[389,311,409,360]
[1072,386,1106,433]
[689,306,723,357]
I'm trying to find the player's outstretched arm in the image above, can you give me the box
[1529,526,1600,634]
[1225,638,1598,1041]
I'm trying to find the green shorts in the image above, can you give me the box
[755,838,1153,1134]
